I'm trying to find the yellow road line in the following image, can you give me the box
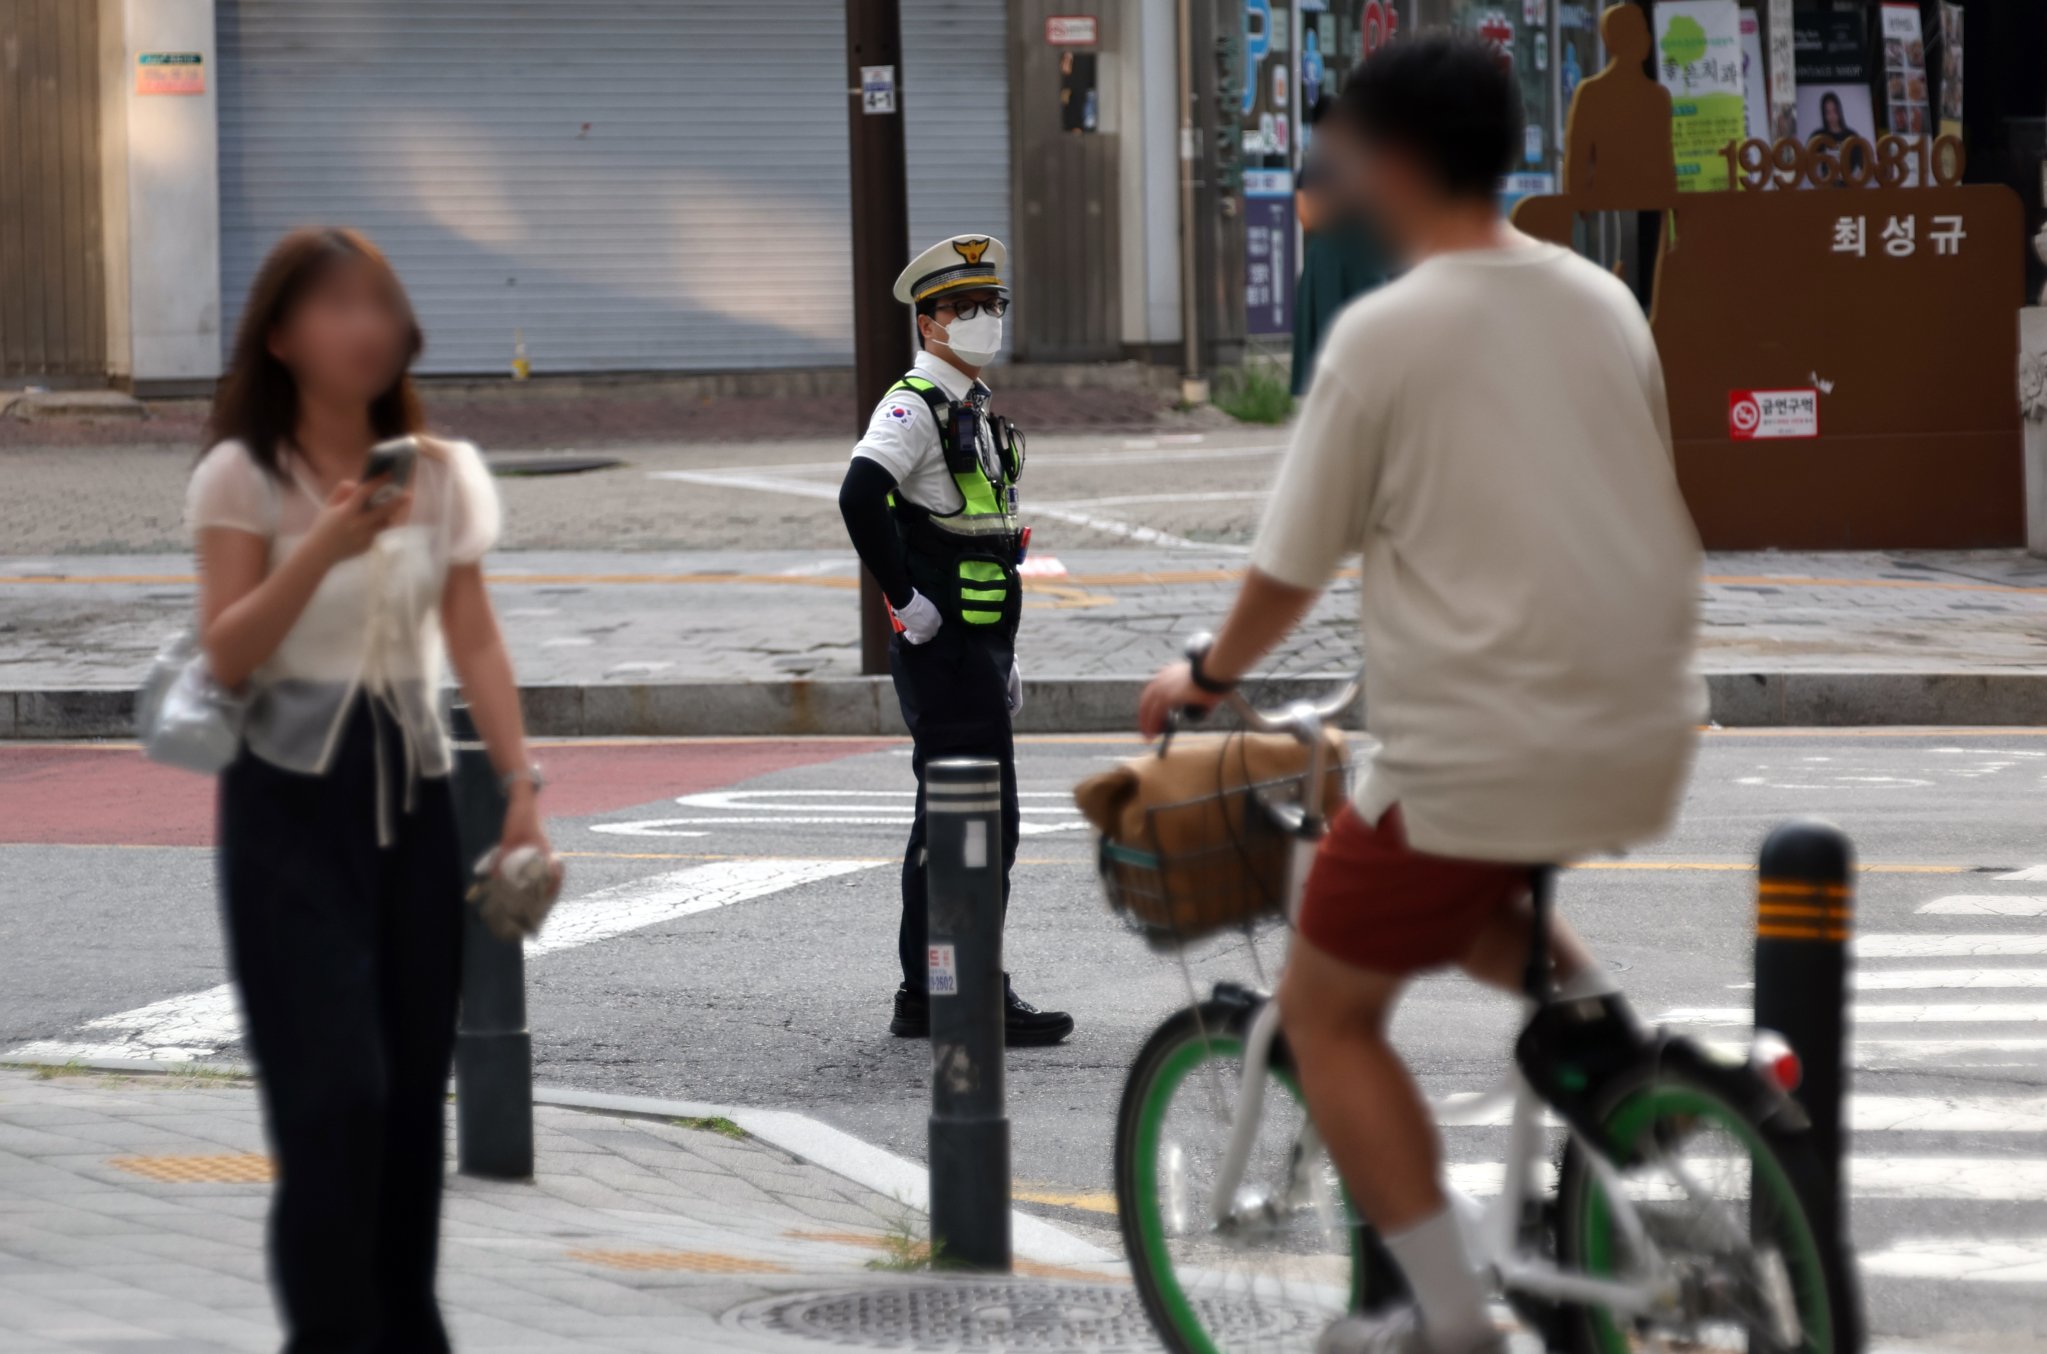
[1015,1185,1119,1216]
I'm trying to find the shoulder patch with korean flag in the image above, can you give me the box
[887,404,914,422]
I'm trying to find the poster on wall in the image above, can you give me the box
[1656,0,1745,193]
[1793,8,1876,189]
[1242,170,1295,337]
[1740,11,1770,143]
[1880,4,1930,137]
[1767,0,1797,139]
[1937,2,1964,141]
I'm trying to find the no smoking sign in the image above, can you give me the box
[1729,389,1820,441]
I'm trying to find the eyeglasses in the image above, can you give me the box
[937,296,1009,320]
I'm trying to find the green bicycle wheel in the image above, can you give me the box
[1115,999,1383,1354]
[1556,1072,1836,1353]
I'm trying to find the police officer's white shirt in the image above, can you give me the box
[850,350,991,513]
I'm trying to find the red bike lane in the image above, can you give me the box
[0,739,898,846]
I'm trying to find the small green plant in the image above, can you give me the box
[158,1064,247,1088]
[1215,361,1295,425]
[31,1061,88,1081]
[866,1209,945,1273]
[672,1114,747,1141]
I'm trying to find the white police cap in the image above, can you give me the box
[893,234,1010,306]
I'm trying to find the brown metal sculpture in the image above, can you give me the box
[1514,5,2024,549]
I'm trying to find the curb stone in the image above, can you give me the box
[9,672,2047,739]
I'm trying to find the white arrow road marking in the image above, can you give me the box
[1663,1004,2047,1025]
[1995,866,2047,882]
[591,789,1089,839]
[1919,895,2047,915]
[1861,1238,2047,1283]
[1447,1157,2047,1202]
[5,858,879,1066]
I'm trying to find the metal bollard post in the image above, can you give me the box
[924,756,1012,1272]
[450,702,534,1180]
[1753,818,1864,1352]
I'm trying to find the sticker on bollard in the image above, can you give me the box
[928,944,958,996]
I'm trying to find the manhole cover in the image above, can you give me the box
[726,1280,1319,1351]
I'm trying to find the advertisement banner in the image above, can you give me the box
[1656,1,1746,193]
[1242,170,1295,337]
[1740,11,1769,143]
[1794,8,1876,190]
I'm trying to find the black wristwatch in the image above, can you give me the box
[1188,645,1236,695]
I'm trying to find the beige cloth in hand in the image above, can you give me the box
[468,846,566,943]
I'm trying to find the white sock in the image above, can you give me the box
[1556,962,1620,1002]
[1382,1206,1494,1351]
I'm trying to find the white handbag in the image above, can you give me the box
[136,630,247,774]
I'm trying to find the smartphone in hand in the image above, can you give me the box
[363,436,419,507]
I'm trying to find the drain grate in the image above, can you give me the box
[728,1281,1318,1351]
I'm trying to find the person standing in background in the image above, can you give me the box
[1292,97,1397,396]
[189,227,552,1352]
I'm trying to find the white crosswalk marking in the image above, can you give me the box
[1861,1238,2047,1283]
[1447,1157,2047,1202]
[5,858,879,1065]
[1857,934,2047,957]
[1918,895,2047,915]
[1443,1093,2047,1133]
[1851,968,2047,991]
[1663,1004,2047,1025]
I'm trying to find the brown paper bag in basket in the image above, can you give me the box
[1074,730,1350,938]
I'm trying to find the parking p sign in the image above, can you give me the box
[1728,389,1819,440]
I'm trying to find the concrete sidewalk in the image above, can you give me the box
[0,1065,1128,1353]
[7,548,2047,735]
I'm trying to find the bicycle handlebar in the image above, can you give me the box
[1179,632,1360,746]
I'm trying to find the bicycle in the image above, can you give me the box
[1100,647,1852,1353]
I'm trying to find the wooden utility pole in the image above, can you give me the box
[845,0,913,676]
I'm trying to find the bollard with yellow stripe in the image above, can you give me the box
[1754,817,1866,1354]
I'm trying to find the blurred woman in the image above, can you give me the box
[189,227,548,1352]
[1291,97,1397,396]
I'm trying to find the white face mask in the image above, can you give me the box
[936,311,1003,366]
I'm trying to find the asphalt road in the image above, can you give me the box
[5,728,2046,1350]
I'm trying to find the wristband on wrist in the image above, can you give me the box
[500,764,545,795]
[1188,646,1236,695]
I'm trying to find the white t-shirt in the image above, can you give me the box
[1252,239,1704,863]
[850,350,991,511]
[186,435,501,778]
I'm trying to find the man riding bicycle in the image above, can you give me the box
[1139,36,1704,1354]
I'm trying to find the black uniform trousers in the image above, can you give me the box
[218,698,464,1354]
[890,623,1021,990]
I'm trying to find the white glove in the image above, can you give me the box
[895,588,942,645]
[1007,656,1023,715]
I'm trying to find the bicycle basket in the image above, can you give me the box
[1097,773,1311,948]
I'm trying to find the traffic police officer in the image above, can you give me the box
[836,234,1074,1046]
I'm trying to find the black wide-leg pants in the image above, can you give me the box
[218,699,464,1354]
[891,625,1021,991]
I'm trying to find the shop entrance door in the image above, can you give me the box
[0,0,105,385]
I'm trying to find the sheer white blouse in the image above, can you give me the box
[186,436,501,783]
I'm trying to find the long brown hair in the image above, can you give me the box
[207,227,425,477]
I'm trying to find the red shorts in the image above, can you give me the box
[1296,804,1529,976]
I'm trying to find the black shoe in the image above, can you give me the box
[889,983,929,1038]
[1004,976,1074,1047]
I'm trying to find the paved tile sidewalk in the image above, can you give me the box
[6,548,2047,696]
[0,1068,1112,1353]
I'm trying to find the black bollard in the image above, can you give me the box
[924,756,1012,1272]
[1754,818,1864,1352]
[450,702,535,1180]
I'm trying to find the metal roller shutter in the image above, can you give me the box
[216,0,1008,377]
